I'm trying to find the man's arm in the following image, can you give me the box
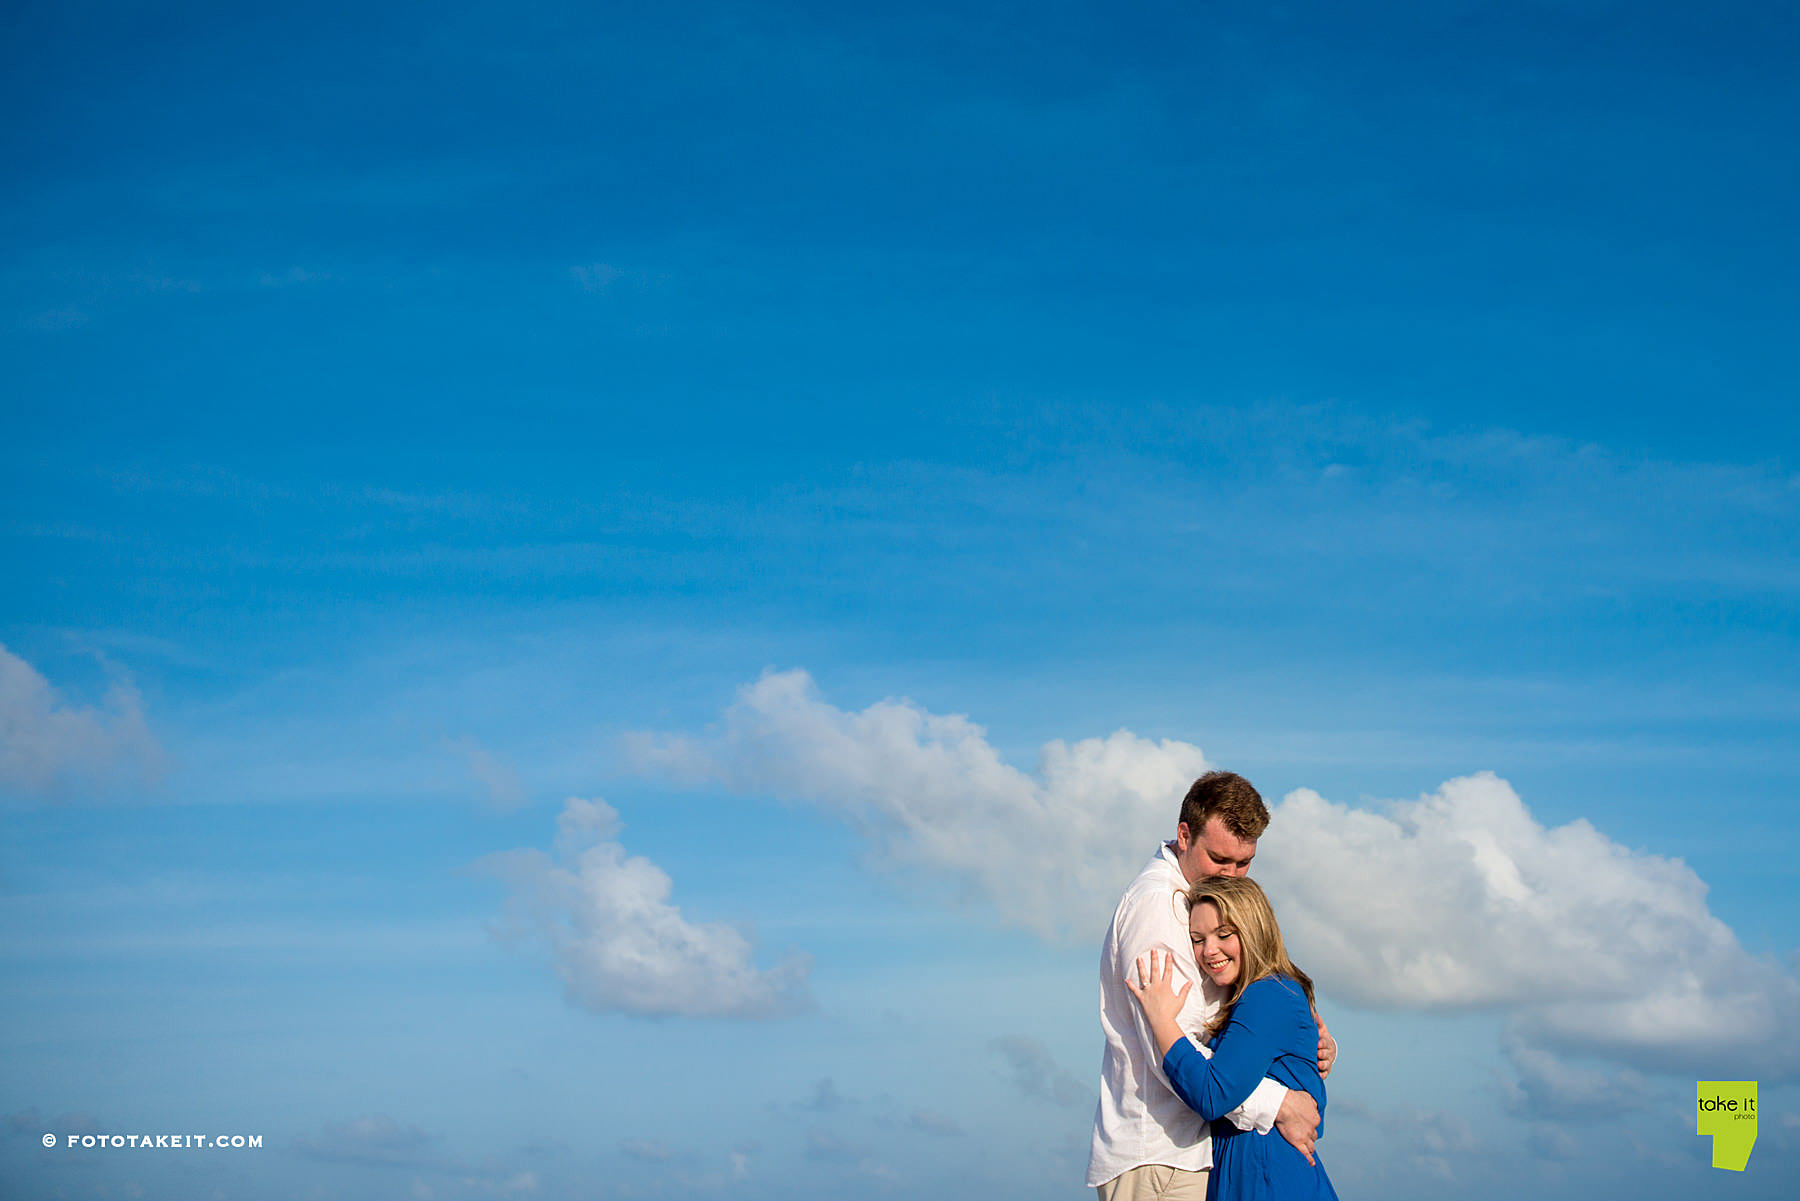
[1112,890,1288,1131]
[1123,950,1313,1153]
[1129,952,1283,1121]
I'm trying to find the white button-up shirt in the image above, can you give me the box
[1086,843,1287,1187]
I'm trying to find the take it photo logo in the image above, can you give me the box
[1696,1081,1757,1171]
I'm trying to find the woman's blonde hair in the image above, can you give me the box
[1186,875,1314,1038]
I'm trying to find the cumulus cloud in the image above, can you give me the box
[258,266,331,287]
[479,797,811,1019]
[1260,775,1717,1008]
[990,1036,1089,1107]
[907,1109,963,1136]
[460,1170,538,1197]
[295,1115,548,1191]
[446,736,529,812]
[569,263,624,292]
[1256,774,1800,1075]
[25,306,90,331]
[800,1130,895,1181]
[1336,1101,1481,1182]
[1496,1033,1651,1119]
[5,1106,101,1141]
[802,1128,862,1163]
[0,645,164,797]
[798,1077,852,1112]
[627,668,1211,938]
[631,671,1800,1074]
[1526,1124,1583,1162]
[295,1115,439,1166]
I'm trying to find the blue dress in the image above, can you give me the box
[1160,975,1339,1201]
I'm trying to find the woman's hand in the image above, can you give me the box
[1125,948,1193,1033]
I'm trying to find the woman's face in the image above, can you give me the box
[1188,900,1241,988]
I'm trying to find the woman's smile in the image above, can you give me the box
[1189,899,1242,987]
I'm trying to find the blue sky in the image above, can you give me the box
[4,1,1798,1198]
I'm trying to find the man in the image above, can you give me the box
[1087,771,1337,1200]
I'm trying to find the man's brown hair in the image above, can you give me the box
[1179,770,1270,842]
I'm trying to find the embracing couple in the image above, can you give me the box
[1088,771,1340,1201]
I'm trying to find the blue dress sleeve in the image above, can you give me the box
[1160,977,1305,1121]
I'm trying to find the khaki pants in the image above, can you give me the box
[1095,1164,1209,1201]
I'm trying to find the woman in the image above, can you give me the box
[1125,875,1338,1201]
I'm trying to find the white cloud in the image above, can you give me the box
[1260,775,1708,1008]
[990,1035,1089,1107]
[631,671,1800,1074]
[798,1077,852,1112]
[1256,774,1800,1076]
[1526,1123,1582,1162]
[907,1108,963,1136]
[803,1128,862,1163]
[0,645,164,797]
[296,1114,548,1189]
[479,797,811,1019]
[568,263,660,294]
[294,1115,438,1166]
[1496,1034,1650,1119]
[6,1106,101,1140]
[627,668,1211,939]
[461,1171,538,1197]
[446,736,529,812]
[569,263,626,292]
[1336,1101,1481,1182]
[258,266,331,287]
[799,1129,896,1181]
[24,306,88,332]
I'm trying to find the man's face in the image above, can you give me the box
[1174,815,1257,882]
